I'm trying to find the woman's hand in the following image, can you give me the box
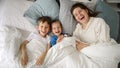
[76,40,88,51]
[20,52,28,66]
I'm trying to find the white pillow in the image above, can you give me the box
[0,26,29,60]
[59,0,77,35]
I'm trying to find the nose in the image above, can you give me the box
[55,28,59,32]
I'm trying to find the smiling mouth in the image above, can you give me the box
[55,32,60,34]
[41,31,46,34]
[80,16,84,20]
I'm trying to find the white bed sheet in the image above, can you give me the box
[0,0,37,32]
[0,0,37,68]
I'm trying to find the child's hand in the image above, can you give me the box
[36,56,43,65]
[36,45,50,65]
[21,52,28,66]
[35,51,47,65]
[57,35,64,43]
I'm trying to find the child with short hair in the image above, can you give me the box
[20,16,52,66]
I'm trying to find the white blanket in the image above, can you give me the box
[43,38,120,68]
[23,37,120,68]
[21,37,77,68]
[0,27,120,68]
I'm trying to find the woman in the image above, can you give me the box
[70,3,120,68]
[71,3,117,50]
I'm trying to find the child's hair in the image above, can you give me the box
[51,19,63,30]
[37,16,52,26]
[70,3,99,19]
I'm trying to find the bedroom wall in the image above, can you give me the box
[117,12,120,43]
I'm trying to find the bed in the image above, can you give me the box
[0,0,120,68]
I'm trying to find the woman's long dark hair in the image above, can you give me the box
[70,3,99,19]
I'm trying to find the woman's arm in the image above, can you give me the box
[95,18,111,43]
[73,24,89,51]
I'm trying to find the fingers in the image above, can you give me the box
[75,40,82,51]
[76,44,79,51]
[57,35,64,43]
[20,54,28,66]
[36,60,40,65]
[36,60,42,65]
[35,57,43,65]
[21,57,28,66]
[76,40,81,48]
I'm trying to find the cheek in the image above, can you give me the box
[75,17,79,22]
[38,27,41,31]
[83,11,88,16]
[46,28,50,31]
[60,28,62,32]
[52,29,55,33]
[46,28,50,32]
[74,15,79,20]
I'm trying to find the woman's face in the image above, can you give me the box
[52,22,62,36]
[73,7,89,24]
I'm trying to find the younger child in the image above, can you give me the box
[50,20,71,47]
[19,16,52,66]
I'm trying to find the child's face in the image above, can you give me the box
[37,21,50,37]
[52,22,62,36]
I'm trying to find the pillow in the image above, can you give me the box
[0,26,30,60]
[95,0,119,40]
[59,0,77,35]
[24,0,59,25]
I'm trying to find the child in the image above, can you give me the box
[50,20,71,47]
[19,16,52,66]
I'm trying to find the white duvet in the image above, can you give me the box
[0,26,120,68]
[44,37,120,68]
